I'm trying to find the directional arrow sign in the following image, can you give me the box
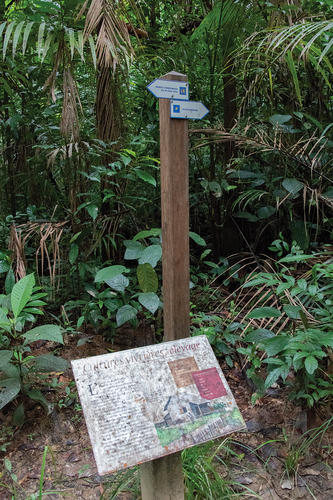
[147,79,189,100]
[170,100,209,120]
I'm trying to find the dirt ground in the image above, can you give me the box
[1,328,333,500]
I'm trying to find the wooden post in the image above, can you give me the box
[160,71,190,341]
[140,71,189,500]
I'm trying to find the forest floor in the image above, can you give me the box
[1,326,333,500]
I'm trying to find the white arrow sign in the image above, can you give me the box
[170,100,209,120]
[147,79,189,100]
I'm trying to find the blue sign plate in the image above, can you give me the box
[170,100,209,120]
[147,79,189,100]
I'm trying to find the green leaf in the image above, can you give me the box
[116,305,137,326]
[22,21,34,55]
[0,378,21,410]
[134,169,156,186]
[37,22,45,58]
[105,274,129,292]
[69,244,79,265]
[12,403,25,425]
[33,354,70,373]
[246,307,281,319]
[276,282,292,294]
[3,21,16,60]
[138,245,162,268]
[0,363,19,378]
[12,21,25,58]
[264,365,289,389]
[262,337,289,357]
[282,178,303,194]
[279,254,314,263]
[27,389,52,412]
[244,329,275,343]
[0,308,11,333]
[88,35,97,69]
[0,261,10,273]
[0,350,13,367]
[22,325,64,344]
[304,356,318,375]
[139,292,160,313]
[269,114,292,127]
[137,263,158,293]
[94,265,127,283]
[87,203,98,221]
[124,240,145,260]
[5,268,15,294]
[283,305,302,319]
[133,228,161,241]
[189,232,206,246]
[11,274,35,319]
[257,206,276,219]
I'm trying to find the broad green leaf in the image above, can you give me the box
[134,169,156,186]
[269,114,292,127]
[0,22,6,39]
[22,22,34,55]
[27,388,53,412]
[189,232,206,246]
[69,244,79,265]
[133,228,161,241]
[234,211,259,222]
[12,403,25,425]
[138,245,162,268]
[116,305,137,326]
[3,21,16,60]
[33,354,70,373]
[11,274,35,319]
[5,268,15,294]
[0,308,11,333]
[279,254,314,263]
[23,324,64,344]
[68,28,75,59]
[139,292,159,313]
[87,203,98,221]
[246,307,281,319]
[283,305,302,319]
[106,274,129,292]
[264,365,289,388]
[137,263,158,293]
[0,351,13,367]
[297,279,308,292]
[304,356,318,375]
[244,329,275,343]
[124,240,145,260]
[276,282,292,294]
[0,378,21,410]
[76,31,84,61]
[0,363,19,378]
[262,336,289,356]
[257,206,276,219]
[0,261,10,273]
[282,178,303,194]
[94,265,127,283]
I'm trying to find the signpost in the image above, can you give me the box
[71,71,245,500]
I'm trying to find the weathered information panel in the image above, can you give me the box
[71,335,245,475]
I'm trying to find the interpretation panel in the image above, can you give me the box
[71,335,245,475]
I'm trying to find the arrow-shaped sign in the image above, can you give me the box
[147,79,189,100]
[170,100,209,120]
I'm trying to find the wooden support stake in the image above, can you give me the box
[140,71,189,500]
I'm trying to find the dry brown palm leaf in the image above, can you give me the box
[82,0,135,69]
[8,223,27,280]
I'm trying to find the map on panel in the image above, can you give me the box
[71,335,246,475]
